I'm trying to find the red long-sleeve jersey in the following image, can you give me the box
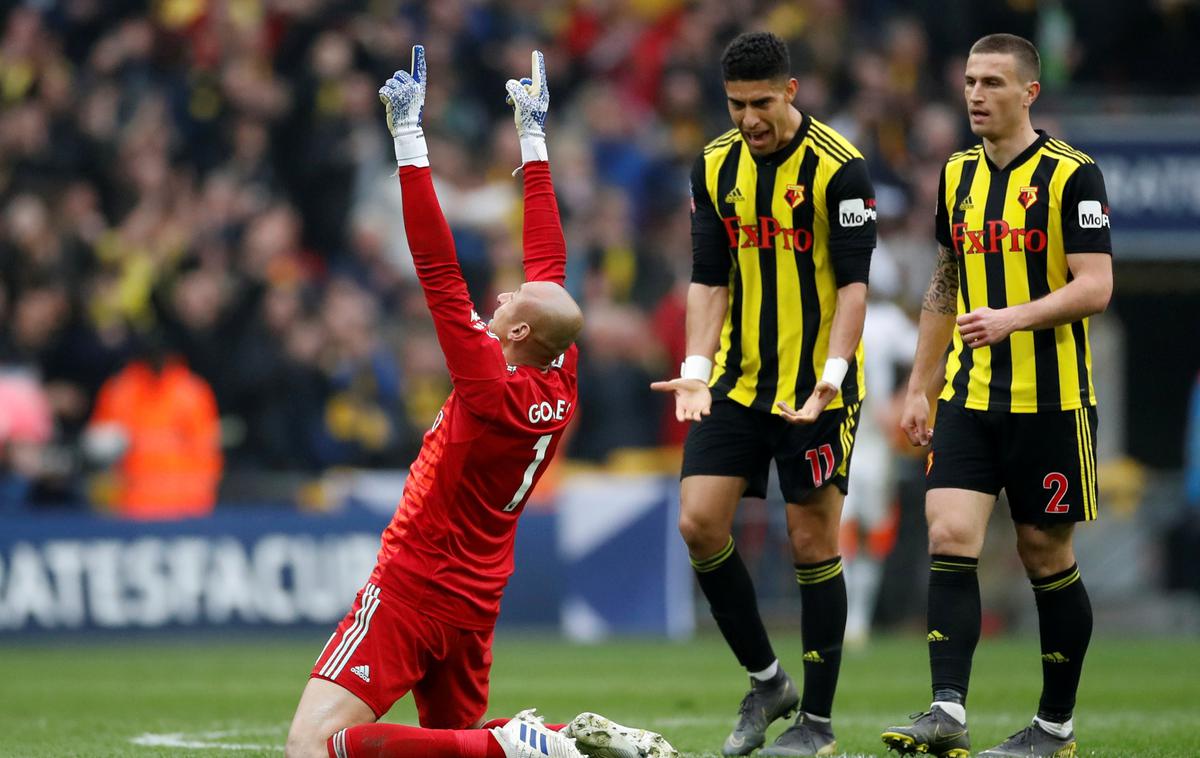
[368,161,577,630]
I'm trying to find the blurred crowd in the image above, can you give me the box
[2,0,1197,516]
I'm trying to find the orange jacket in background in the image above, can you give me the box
[89,360,222,519]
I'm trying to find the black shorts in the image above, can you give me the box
[682,397,862,503]
[926,400,1099,524]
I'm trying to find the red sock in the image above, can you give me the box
[480,719,565,731]
[327,724,507,758]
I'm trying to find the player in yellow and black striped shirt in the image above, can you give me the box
[937,136,1109,413]
[652,31,875,758]
[881,34,1113,758]
[689,115,873,415]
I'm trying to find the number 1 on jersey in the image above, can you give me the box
[503,434,553,511]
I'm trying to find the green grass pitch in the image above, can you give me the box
[3,634,1197,757]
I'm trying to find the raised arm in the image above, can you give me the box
[380,46,505,401]
[519,162,566,286]
[398,166,503,381]
[504,51,566,285]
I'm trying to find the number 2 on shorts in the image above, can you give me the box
[1043,471,1070,514]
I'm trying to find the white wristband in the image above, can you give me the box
[681,355,713,382]
[519,135,548,164]
[394,129,429,167]
[820,357,848,388]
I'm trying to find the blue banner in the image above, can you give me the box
[1079,139,1200,234]
[1073,130,1200,259]
[557,475,694,640]
[0,508,388,633]
[0,476,692,638]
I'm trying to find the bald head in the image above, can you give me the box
[491,281,583,366]
[519,281,584,358]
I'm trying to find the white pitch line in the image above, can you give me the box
[130,731,284,752]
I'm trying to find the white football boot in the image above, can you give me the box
[563,712,681,758]
[493,710,586,758]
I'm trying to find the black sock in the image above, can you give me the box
[692,538,776,672]
[795,557,846,719]
[1032,564,1092,724]
[927,555,980,705]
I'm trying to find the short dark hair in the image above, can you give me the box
[970,33,1041,81]
[721,32,790,82]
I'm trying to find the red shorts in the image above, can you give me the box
[311,581,494,727]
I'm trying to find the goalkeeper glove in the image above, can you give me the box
[379,44,428,167]
[504,50,549,164]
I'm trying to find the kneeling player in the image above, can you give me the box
[283,47,675,758]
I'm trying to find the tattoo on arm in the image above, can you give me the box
[922,244,959,315]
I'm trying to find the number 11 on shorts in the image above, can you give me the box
[805,443,835,487]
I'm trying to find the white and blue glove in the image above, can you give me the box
[379,45,428,167]
[504,50,549,165]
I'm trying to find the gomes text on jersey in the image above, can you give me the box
[527,398,572,424]
[721,198,875,252]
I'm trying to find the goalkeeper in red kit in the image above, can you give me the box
[284,47,677,758]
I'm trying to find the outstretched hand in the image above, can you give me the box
[776,381,838,424]
[650,377,712,423]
